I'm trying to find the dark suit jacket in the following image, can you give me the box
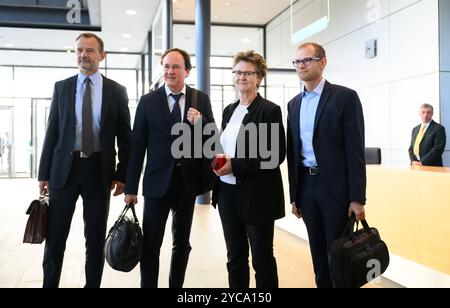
[38,75,131,192]
[125,85,215,198]
[408,120,446,166]
[287,81,366,207]
[212,94,286,225]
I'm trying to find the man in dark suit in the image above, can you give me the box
[408,104,446,166]
[125,48,215,288]
[38,33,131,288]
[286,42,366,288]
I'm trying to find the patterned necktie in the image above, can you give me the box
[170,93,183,123]
[413,124,426,158]
[82,77,95,157]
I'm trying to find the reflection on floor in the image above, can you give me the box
[0,179,402,288]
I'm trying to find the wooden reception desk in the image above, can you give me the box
[365,165,450,275]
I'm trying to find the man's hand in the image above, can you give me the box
[187,107,202,125]
[39,181,49,194]
[124,194,138,205]
[291,203,302,219]
[412,161,423,166]
[213,157,232,177]
[110,181,125,196]
[348,202,365,221]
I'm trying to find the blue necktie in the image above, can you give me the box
[170,93,183,123]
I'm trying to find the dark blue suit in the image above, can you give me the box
[287,81,366,287]
[38,75,131,288]
[125,85,215,288]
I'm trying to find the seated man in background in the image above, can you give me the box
[409,103,446,167]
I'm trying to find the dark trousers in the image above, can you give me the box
[217,182,278,288]
[43,157,110,288]
[298,173,348,288]
[140,167,196,288]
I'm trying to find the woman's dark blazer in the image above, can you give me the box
[212,93,286,225]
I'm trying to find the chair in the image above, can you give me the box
[365,147,381,165]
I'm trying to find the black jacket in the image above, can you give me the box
[212,94,286,225]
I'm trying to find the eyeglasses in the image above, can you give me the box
[292,57,322,68]
[232,71,258,77]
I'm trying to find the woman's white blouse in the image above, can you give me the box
[219,104,249,185]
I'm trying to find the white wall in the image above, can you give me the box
[266,0,441,166]
[268,0,450,287]
[439,0,450,166]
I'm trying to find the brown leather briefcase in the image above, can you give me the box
[23,193,49,244]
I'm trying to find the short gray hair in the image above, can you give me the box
[420,104,434,112]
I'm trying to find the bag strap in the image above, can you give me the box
[127,204,140,223]
[361,219,370,230]
[341,214,372,240]
[190,88,198,110]
[117,203,140,223]
[117,204,129,221]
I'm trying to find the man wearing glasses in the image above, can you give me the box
[125,48,215,288]
[286,42,366,288]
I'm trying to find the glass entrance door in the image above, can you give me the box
[0,106,14,178]
[32,99,51,178]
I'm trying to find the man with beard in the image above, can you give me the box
[38,33,131,288]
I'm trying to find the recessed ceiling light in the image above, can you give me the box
[241,38,251,43]
[224,2,232,6]
[5,43,14,47]
[120,47,129,52]
[122,33,132,38]
[126,10,137,15]
[173,0,178,3]
[213,15,219,20]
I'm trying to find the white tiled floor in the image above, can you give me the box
[0,179,401,288]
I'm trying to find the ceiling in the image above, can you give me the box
[173,0,290,25]
[0,0,291,69]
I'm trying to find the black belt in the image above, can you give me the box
[301,166,320,175]
[72,151,100,159]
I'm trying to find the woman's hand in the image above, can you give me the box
[214,157,232,176]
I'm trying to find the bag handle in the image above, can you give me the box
[117,203,140,224]
[341,214,373,240]
[26,191,50,215]
[39,190,49,204]
[127,204,139,223]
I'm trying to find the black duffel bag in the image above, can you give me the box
[329,216,389,288]
[105,204,143,272]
